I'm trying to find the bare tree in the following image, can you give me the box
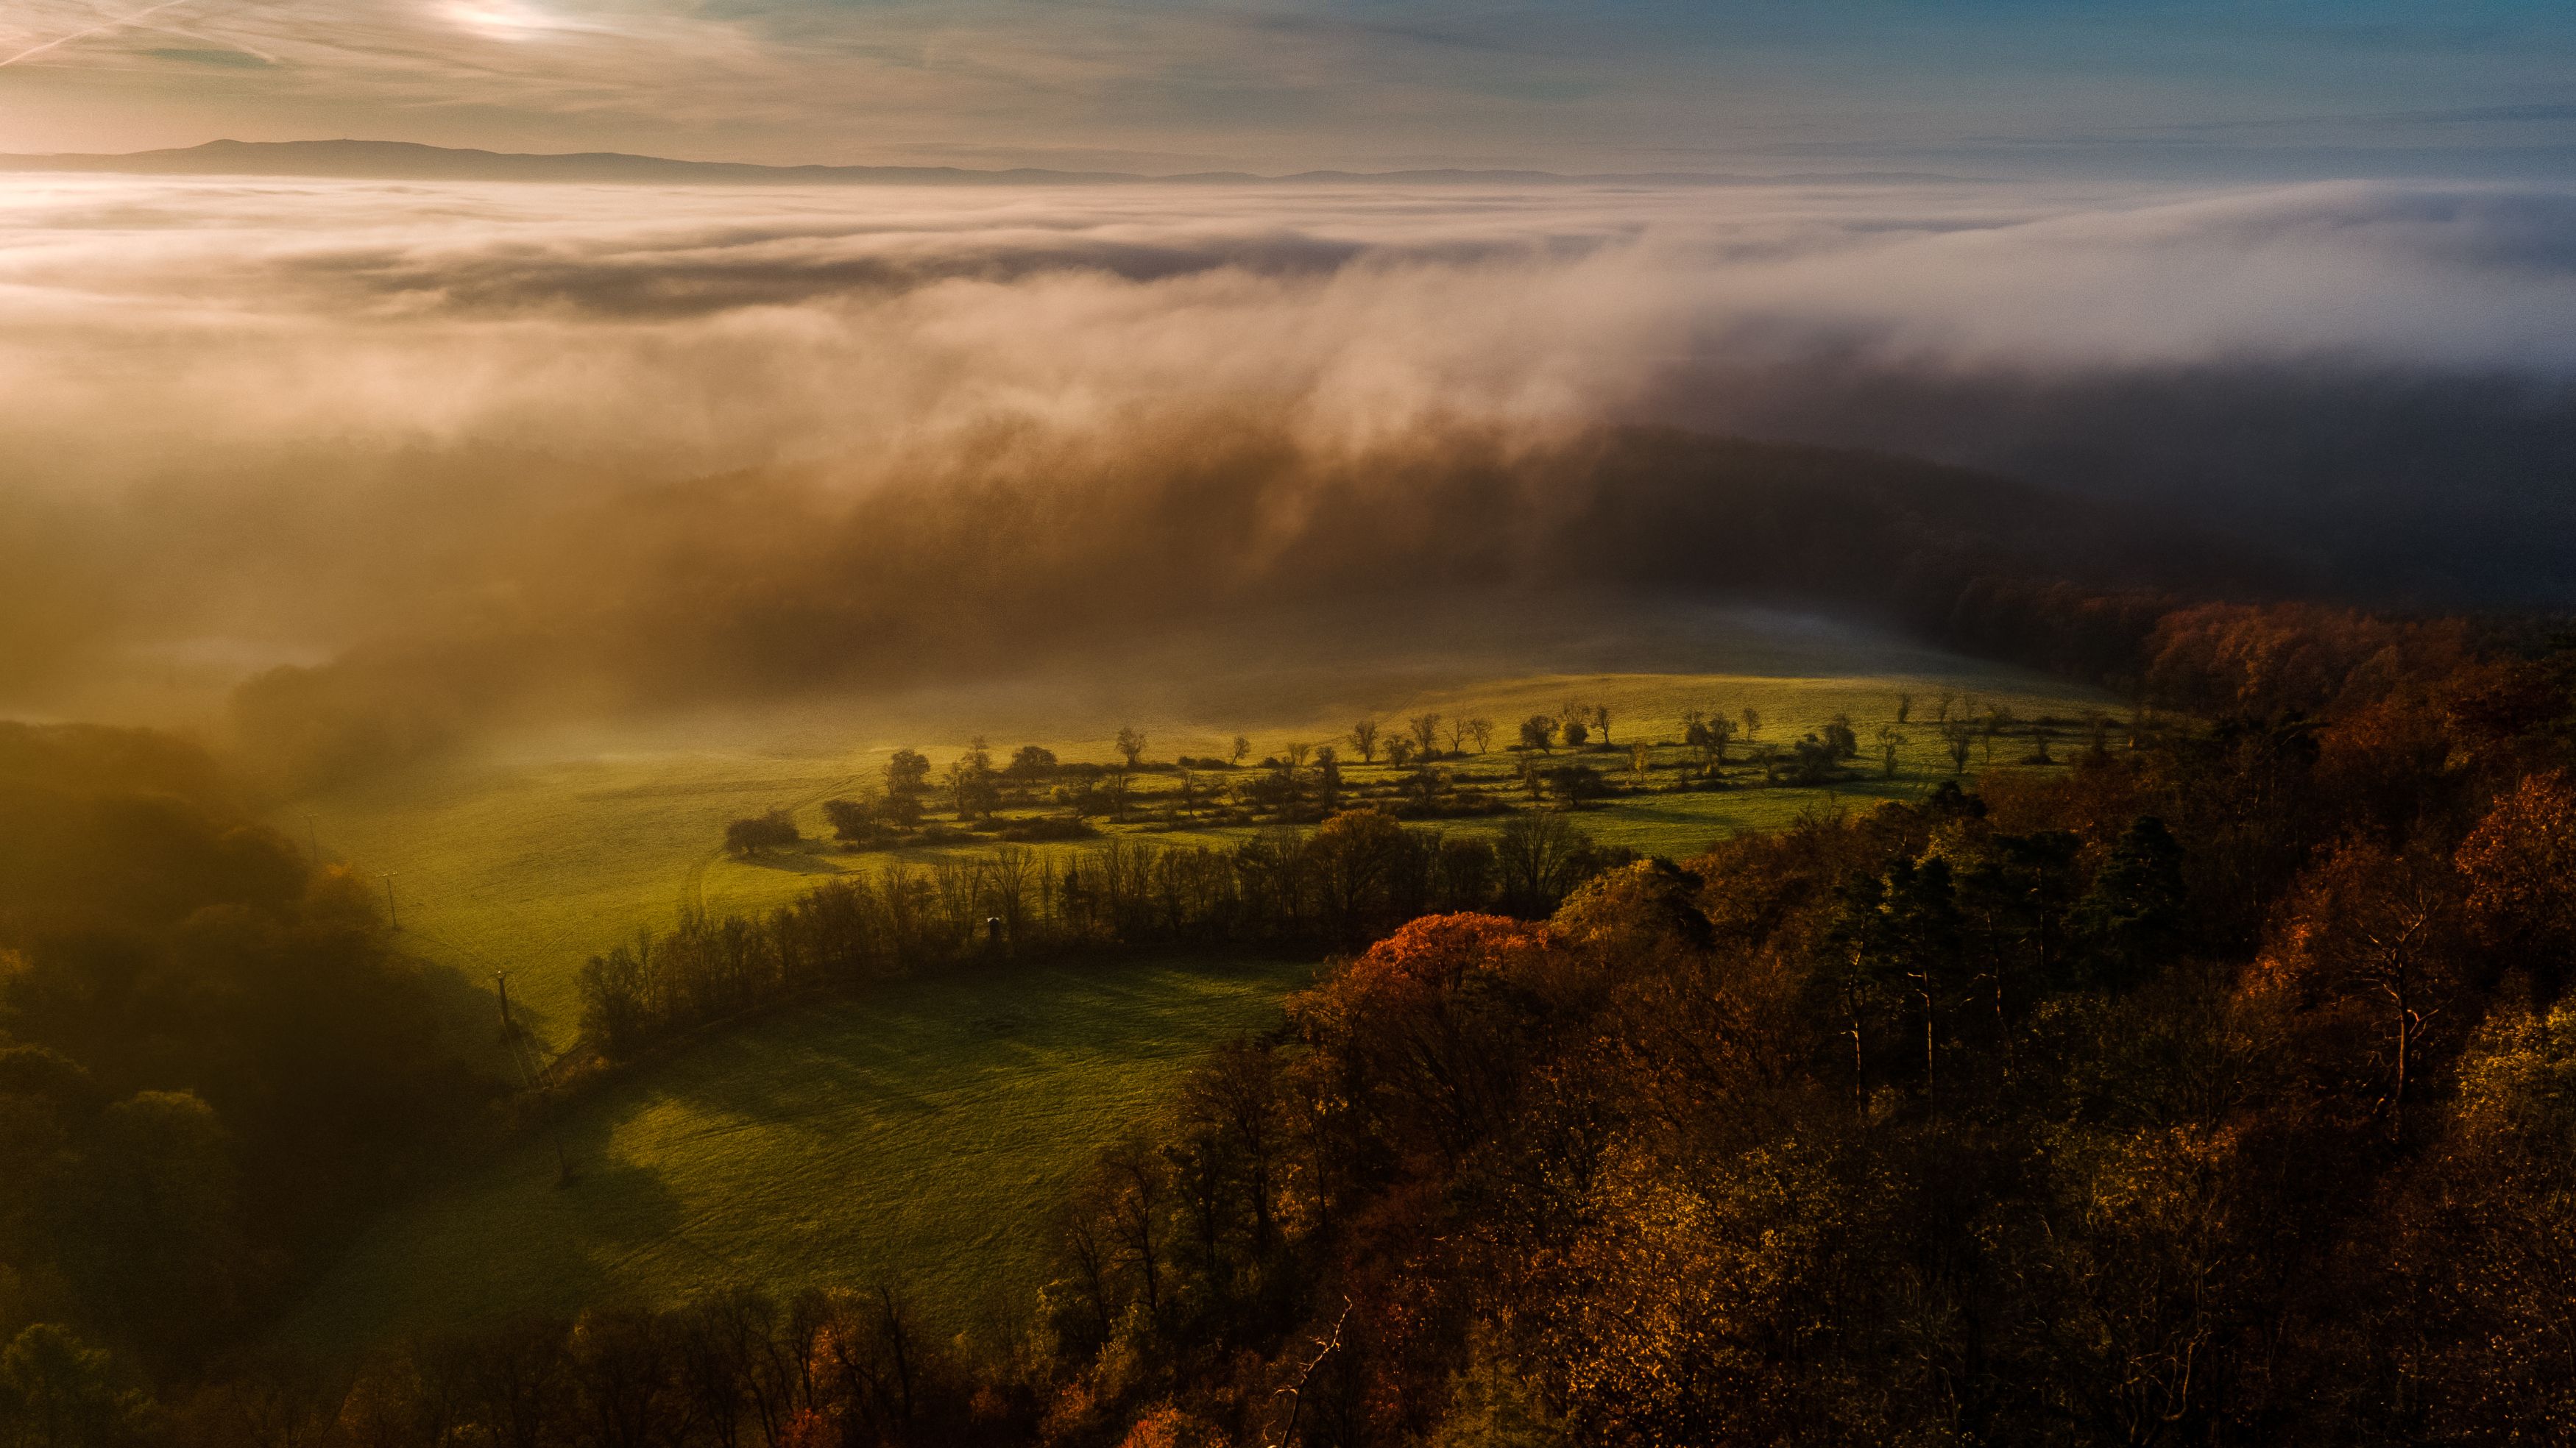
[1286,741,1313,769]
[1465,717,1495,754]
[1346,719,1380,763]
[1103,1138,1167,1321]
[1741,706,1762,741]
[1592,701,1613,744]
[1114,726,1147,768]
[1409,712,1443,759]
[1942,720,1975,774]
[1231,735,1253,765]
[1264,1299,1354,1448]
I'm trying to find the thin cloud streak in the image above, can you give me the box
[1,0,202,67]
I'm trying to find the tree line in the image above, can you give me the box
[587,811,1633,1062]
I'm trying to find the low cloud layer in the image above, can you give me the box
[4,172,2572,731]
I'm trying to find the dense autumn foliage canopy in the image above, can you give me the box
[9,597,2576,1447]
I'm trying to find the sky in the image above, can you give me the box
[3,1,2576,174]
[5,4,2576,727]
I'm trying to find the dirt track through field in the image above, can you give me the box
[679,773,861,921]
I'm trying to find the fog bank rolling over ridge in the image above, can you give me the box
[1,168,2572,743]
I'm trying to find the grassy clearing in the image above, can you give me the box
[281,612,2105,1347]
[303,644,2105,1053]
[283,951,1315,1349]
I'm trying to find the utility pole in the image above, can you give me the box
[379,873,400,930]
[496,970,573,1188]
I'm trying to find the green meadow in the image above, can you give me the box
[283,609,2109,1344]
[283,952,1314,1349]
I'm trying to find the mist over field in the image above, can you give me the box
[16,4,2576,1437]
[6,171,2575,745]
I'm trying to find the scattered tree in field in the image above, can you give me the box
[1936,690,1955,723]
[1115,727,1147,768]
[1878,725,1904,778]
[1591,702,1613,744]
[1387,735,1418,768]
[1231,735,1252,765]
[1465,717,1495,754]
[822,797,875,841]
[2023,726,2055,765]
[1562,715,1590,749]
[885,748,932,798]
[724,809,801,856]
[1315,746,1342,811]
[1286,741,1313,769]
[947,752,999,820]
[1896,692,1914,725]
[1405,764,1446,812]
[1754,740,1782,783]
[1681,710,1726,771]
[1447,717,1474,754]
[1519,715,1557,753]
[1347,720,1380,763]
[1790,734,1842,785]
[1628,742,1653,785]
[1543,763,1607,807]
[1409,713,1443,759]
[1741,706,1762,740]
[882,789,924,828]
[1008,744,1059,778]
[1942,720,1975,774]
[1823,715,1859,760]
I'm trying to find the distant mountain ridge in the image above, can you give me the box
[0,138,1962,187]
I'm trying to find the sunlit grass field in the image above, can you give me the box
[284,951,1314,1349]
[282,610,2107,1346]
[305,656,2107,1053]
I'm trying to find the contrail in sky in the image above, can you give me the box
[1,0,199,67]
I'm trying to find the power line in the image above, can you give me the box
[496,970,575,1188]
